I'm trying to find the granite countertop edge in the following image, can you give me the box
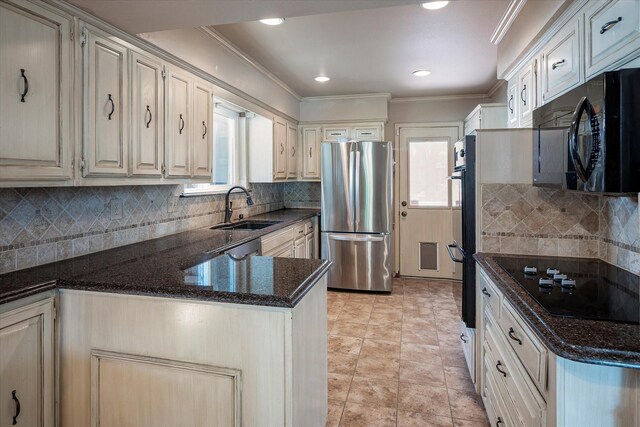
[0,209,326,309]
[474,253,640,369]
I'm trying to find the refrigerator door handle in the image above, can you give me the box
[353,149,361,228]
[329,234,385,243]
[348,147,356,228]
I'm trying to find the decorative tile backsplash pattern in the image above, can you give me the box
[481,183,640,273]
[0,183,284,274]
[284,182,321,209]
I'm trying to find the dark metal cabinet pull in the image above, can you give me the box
[482,288,491,297]
[496,361,507,377]
[202,121,207,139]
[291,146,295,157]
[178,114,185,134]
[19,69,29,102]
[460,333,467,343]
[600,17,622,34]
[496,417,503,427]
[508,95,513,113]
[309,147,312,158]
[12,390,21,425]
[508,327,523,345]
[521,85,527,106]
[107,94,115,120]
[280,143,284,154]
[551,59,566,70]
[145,105,152,128]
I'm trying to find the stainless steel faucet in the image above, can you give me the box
[224,185,254,223]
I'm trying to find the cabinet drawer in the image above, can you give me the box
[499,302,547,391]
[479,271,501,320]
[483,353,516,427]
[324,128,349,140]
[261,227,294,253]
[541,18,582,102]
[353,127,380,140]
[304,220,315,235]
[484,312,545,427]
[585,0,640,77]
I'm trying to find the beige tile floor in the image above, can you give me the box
[326,277,489,427]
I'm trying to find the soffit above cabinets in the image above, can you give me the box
[64,0,424,34]
[212,1,509,97]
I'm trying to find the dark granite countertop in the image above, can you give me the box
[475,253,640,369]
[0,209,328,308]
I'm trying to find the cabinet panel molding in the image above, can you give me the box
[192,80,214,179]
[165,67,193,178]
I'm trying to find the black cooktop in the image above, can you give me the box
[493,255,640,324]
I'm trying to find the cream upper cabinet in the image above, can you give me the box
[130,51,164,177]
[322,123,384,141]
[517,61,537,127]
[541,17,582,103]
[0,299,55,427]
[82,25,129,177]
[506,84,519,127]
[300,126,321,180]
[585,0,640,78]
[286,122,297,179]
[192,79,213,179]
[273,117,287,180]
[353,126,381,140]
[323,127,350,141]
[165,67,192,178]
[464,103,508,134]
[0,0,73,183]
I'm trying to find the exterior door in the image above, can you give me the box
[130,51,163,177]
[83,26,129,176]
[165,68,192,177]
[398,125,461,279]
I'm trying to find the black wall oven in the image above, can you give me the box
[533,68,640,193]
[448,135,476,328]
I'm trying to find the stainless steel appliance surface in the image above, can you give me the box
[321,140,393,292]
[447,135,476,328]
[494,255,639,324]
[533,68,640,193]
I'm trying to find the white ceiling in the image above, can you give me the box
[66,0,424,34]
[213,1,509,98]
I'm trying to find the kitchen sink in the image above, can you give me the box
[211,220,282,231]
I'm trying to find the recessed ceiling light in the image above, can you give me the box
[413,70,431,77]
[421,1,449,10]
[314,76,330,82]
[259,18,285,25]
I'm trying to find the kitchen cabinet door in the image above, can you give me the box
[305,233,315,259]
[517,61,536,127]
[165,68,192,178]
[286,122,298,179]
[506,84,518,127]
[324,127,350,141]
[83,25,129,177]
[301,127,321,179]
[0,299,54,427]
[0,1,73,182]
[353,126,381,140]
[294,236,306,258]
[130,51,164,177]
[273,117,287,180]
[541,18,582,102]
[192,79,213,179]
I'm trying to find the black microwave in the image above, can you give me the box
[532,68,640,193]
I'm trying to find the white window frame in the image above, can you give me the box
[183,101,248,196]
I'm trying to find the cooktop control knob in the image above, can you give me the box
[553,273,567,281]
[524,266,537,275]
[561,279,576,288]
[538,278,554,287]
[546,268,560,275]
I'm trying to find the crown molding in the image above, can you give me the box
[200,26,302,101]
[301,93,392,102]
[490,0,528,45]
[390,93,489,103]
[487,79,507,98]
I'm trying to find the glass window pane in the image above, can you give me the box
[409,139,449,207]
[452,178,461,207]
[213,112,235,185]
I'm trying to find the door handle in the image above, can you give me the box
[551,59,566,70]
[401,211,407,217]
[107,94,115,120]
[178,114,185,134]
[202,120,207,139]
[19,69,29,102]
[12,390,21,425]
[145,105,152,128]
[401,201,407,207]
[446,242,464,263]
[600,17,622,34]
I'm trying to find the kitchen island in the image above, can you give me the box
[0,209,329,427]
[474,253,639,427]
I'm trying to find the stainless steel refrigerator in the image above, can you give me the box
[321,140,393,292]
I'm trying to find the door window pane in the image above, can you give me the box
[409,139,449,207]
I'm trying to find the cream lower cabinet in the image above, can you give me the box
[261,219,317,259]
[0,0,73,184]
[59,279,328,427]
[477,268,640,427]
[0,298,55,427]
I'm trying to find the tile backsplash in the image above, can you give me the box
[0,183,284,274]
[481,184,640,274]
[284,182,321,209]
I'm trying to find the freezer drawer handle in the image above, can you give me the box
[329,234,384,242]
[446,241,464,263]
